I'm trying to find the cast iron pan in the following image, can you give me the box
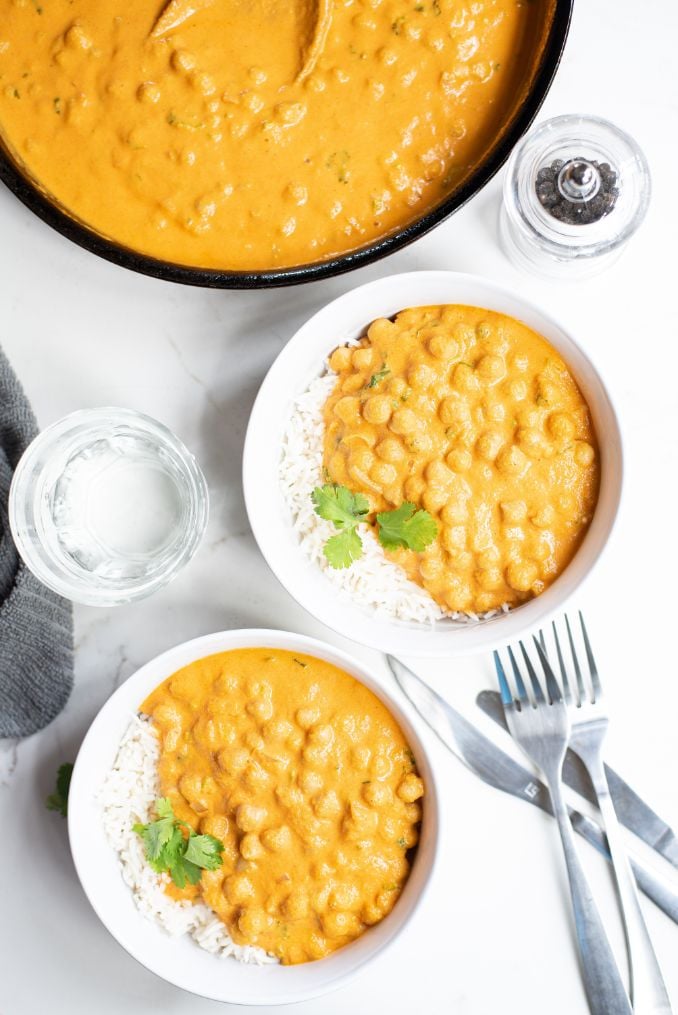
[0,0,573,288]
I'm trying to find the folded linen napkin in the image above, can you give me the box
[0,346,73,738]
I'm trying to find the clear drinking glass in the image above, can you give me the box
[500,114,651,279]
[9,407,209,606]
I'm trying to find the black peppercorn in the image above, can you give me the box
[535,156,619,225]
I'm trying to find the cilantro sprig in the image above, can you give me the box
[46,762,73,818]
[312,484,369,568]
[133,798,224,889]
[312,484,437,568]
[377,501,438,552]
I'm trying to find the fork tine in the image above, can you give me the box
[533,635,563,704]
[579,612,602,702]
[565,613,588,704]
[508,645,530,706]
[519,641,545,704]
[493,651,513,708]
[537,628,546,651]
[552,620,573,705]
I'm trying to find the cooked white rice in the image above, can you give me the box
[279,371,509,625]
[99,715,277,965]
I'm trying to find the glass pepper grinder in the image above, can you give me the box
[500,114,651,280]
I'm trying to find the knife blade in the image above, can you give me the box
[387,655,678,925]
[477,689,678,870]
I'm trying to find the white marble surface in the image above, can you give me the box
[2,2,678,1012]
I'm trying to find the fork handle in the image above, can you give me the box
[582,754,673,1014]
[548,774,633,1015]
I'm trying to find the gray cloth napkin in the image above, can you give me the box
[0,346,73,738]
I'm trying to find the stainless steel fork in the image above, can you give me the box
[494,643,632,1015]
[546,614,672,1015]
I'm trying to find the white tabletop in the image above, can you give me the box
[2,2,678,1013]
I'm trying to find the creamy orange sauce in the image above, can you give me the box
[323,306,600,614]
[141,648,423,964]
[0,1,550,270]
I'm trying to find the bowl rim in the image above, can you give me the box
[0,0,572,289]
[243,269,624,656]
[68,627,441,1006]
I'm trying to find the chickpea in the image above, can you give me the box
[329,346,352,372]
[307,723,334,747]
[296,706,320,729]
[397,773,424,802]
[303,744,330,768]
[419,557,444,581]
[371,461,397,486]
[453,362,480,393]
[367,317,396,342]
[342,373,366,394]
[405,801,422,823]
[224,873,256,905]
[507,378,528,401]
[363,394,392,424]
[500,499,527,522]
[476,321,493,341]
[496,444,528,477]
[333,396,361,423]
[371,754,393,780]
[446,448,473,472]
[322,911,360,939]
[404,475,426,501]
[390,407,419,435]
[314,789,342,818]
[330,882,361,910]
[376,889,398,915]
[261,825,293,852]
[362,901,385,925]
[422,486,449,514]
[238,907,268,939]
[245,730,265,752]
[476,354,506,384]
[440,493,469,523]
[531,504,556,528]
[352,347,375,371]
[388,376,408,399]
[262,717,293,741]
[506,559,539,592]
[239,832,265,860]
[281,889,310,920]
[548,412,575,441]
[429,334,460,360]
[439,396,469,428]
[348,444,374,473]
[246,697,274,721]
[376,437,405,463]
[295,770,321,797]
[363,781,392,807]
[408,362,436,389]
[477,567,503,591]
[476,429,504,462]
[574,441,596,467]
[517,427,550,458]
[441,525,467,552]
[352,745,372,770]
[444,576,473,611]
[307,933,330,959]
[235,802,268,832]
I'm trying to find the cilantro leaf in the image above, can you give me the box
[46,762,73,818]
[134,798,224,889]
[377,502,438,552]
[312,484,369,529]
[323,528,364,568]
[367,365,390,388]
[184,833,225,871]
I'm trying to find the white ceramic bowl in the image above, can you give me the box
[68,628,440,1006]
[244,271,623,656]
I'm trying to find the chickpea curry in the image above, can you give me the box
[0,0,551,270]
[141,648,424,965]
[323,305,600,614]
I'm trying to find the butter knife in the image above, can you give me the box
[477,689,678,870]
[387,655,678,925]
